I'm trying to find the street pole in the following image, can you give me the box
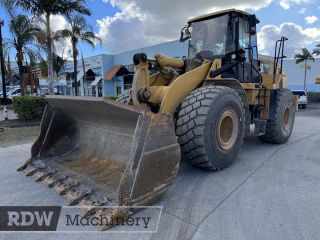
[81,51,85,96]
[0,19,7,103]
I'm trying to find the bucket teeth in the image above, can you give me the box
[32,170,56,182]
[93,207,130,231]
[82,207,98,218]
[79,197,111,218]
[65,186,93,205]
[93,208,114,230]
[53,178,79,195]
[17,162,28,171]
[24,165,43,176]
[44,175,68,188]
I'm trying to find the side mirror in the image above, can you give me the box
[248,15,257,35]
[180,25,191,42]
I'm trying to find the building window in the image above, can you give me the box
[123,74,133,90]
[116,86,122,96]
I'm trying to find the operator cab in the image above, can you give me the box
[181,9,261,83]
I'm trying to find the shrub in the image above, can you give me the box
[105,96,117,100]
[12,96,45,120]
[307,92,320,103]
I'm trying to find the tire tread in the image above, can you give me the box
[176,86,245,170]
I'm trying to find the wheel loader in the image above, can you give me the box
[18,9,297,229]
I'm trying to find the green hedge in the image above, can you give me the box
[104,96,117,100]
[307,92,320,103]
[12,96,45,120]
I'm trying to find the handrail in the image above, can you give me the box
[273,37,288,83]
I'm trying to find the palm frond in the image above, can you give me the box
[81,32,101,47]
[56,14,100,52]
[54,29,73,41]
[294,48,315,64]
[313,44,320,56]
[15,0,90,16]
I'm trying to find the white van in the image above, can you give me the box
[292,90,308,109]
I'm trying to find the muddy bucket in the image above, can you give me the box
[18,96,180,230]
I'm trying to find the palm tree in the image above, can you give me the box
[4,15,41,95]
[55,15,100,96]
[39,59,48,78]
[5,55,13,85]
[53,54,66,77]
[11,0,91,94]
[313,44,320,56]
[294,48,315,92]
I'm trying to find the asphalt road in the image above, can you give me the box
[0,104,320,240]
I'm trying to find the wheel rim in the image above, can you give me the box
[217,109,239,150]
[282,106,290,129]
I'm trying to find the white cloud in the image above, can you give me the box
[280,1,290,9]
[279,0,314,10]
[305,15,318,24]
[258,22,320,57]
[97,0,320,54]
[298,7,307,14]
[98,0,273,53]
[49,15,68,32]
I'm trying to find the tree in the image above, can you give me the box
[4,15,41,95]
[5,55,13,85]
[12,0,91,94]
[53,54,66,77]
[55,14,100,96]
[313,44,320,56]
[39,59,48,78]
[294,48,315,92]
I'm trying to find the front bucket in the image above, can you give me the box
[18,96,180,230]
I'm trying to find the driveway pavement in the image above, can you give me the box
[0,104,320,240]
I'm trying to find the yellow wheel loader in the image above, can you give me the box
[19,9,297,229]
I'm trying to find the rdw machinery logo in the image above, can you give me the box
[0,207,61,231]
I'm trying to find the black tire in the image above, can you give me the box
[116,89,133,105]
[176,86,246,171]
[302,104,307,109]
[259,89,295,144]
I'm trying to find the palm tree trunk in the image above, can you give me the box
[45,13,54,95]
[73,43,78,96]
[17,54,25,96]
[304,60,307,92]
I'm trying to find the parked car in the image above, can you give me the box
[40,88,49,97]
[7,87,21,101]
[0,86,15,97]
[292,90,308,109]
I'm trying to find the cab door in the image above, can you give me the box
[237,17,261,84]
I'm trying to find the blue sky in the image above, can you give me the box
[256,1,319,27]
[1,0,320,60]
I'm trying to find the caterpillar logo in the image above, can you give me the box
[0,207,61,231]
